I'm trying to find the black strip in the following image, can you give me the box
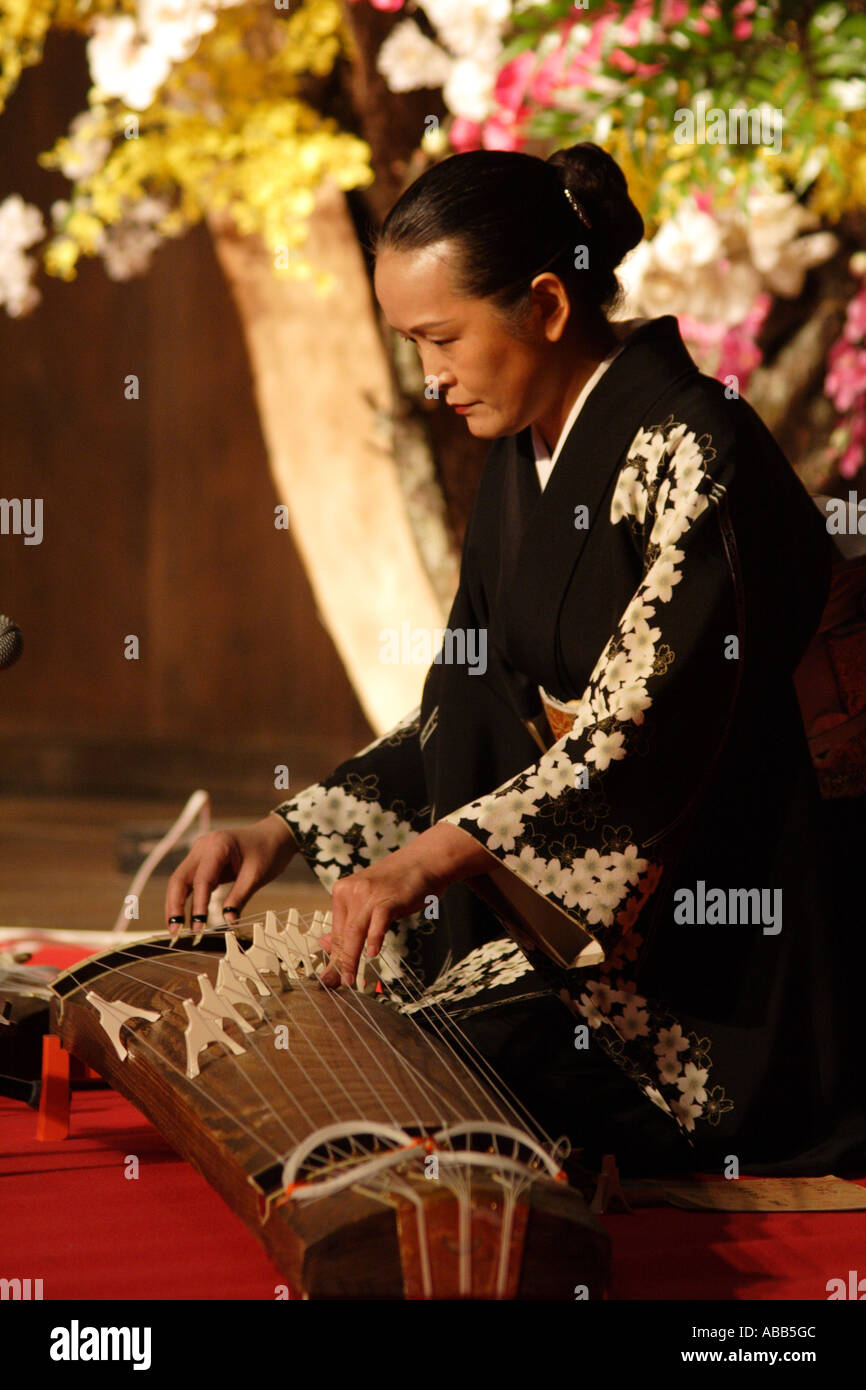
[251,1161,285,1195]
[52,931,235,998]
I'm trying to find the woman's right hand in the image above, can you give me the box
[164,813,297,937]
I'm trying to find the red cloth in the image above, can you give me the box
[3,1090,865,1300]
[1,1092,280,1300]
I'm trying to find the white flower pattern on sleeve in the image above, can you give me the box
[272,706,436,982]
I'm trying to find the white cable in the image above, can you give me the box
[110,789,211,935]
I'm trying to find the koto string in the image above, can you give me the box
[190,915,449,1135]
[239,923,443,1136]
[351,956,525,1133]
[381,951,547,1139]
[91,911,564,1169]
[374,947,559,1151]
[56,948,318,1153]
[177,914,498,1132]
[58,932,459,1175]
[249,909,558,1157]
[56,946,371,1175]
[138,932,423,1138]
[286,969,458,1133]
[276,904,555,1147]
[172,909,562,1158]
[263,910,549,1145]
[261,905,556,1145]
[311,962,487,1129]
[96,938,434,1166]
[57,953,289,1164]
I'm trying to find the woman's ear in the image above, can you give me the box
[529,271,572,343]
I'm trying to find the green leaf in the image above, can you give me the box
[507,0,575,31]
[497,32,543,65]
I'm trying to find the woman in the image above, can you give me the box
[166,144,865,1178]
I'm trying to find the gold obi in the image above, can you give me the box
[522,686,582,753]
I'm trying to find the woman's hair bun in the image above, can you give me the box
[547,142,644,271]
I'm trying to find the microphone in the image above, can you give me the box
[0,615,22,670]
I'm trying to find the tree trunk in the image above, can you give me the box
[207,186,456,736]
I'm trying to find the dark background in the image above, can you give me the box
[0,32,376,811]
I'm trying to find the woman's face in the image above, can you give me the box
[374,241,571,440]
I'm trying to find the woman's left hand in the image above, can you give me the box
[319,821,491,988]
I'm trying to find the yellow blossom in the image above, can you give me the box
[43,235,80,280]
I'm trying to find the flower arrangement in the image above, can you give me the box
[0,0,373,310]
[2,0,865,480]
[363,0,866,478]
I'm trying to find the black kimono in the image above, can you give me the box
[273,315,866,1177]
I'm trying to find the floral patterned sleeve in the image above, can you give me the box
[270,705,432,894]
[440,416,746,968]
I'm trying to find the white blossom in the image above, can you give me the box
[87,16,174,110]
[622,187,838,327]
[58,111,112,181]
[418,0,510,58]
[87,0,245,110]
[652,205,724,271]
[97,196,172,280]
[376,20,452,94]
[443,56,498,123]
[0,196,45,317]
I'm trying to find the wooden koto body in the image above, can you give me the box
[50,915,610,1299]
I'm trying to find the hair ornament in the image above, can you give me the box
[563,185,592,230]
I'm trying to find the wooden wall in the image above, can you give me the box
[0,32,374,809]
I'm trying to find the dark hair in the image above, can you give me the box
[374,143,644,332]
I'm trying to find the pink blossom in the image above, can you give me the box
[716,324,763,385]
[840,439,865,479]
[843,287,866,342]
[826,344,866,413]
[680,292,770,392]
[841,414,866,478]
[556,12,618,93]
[678,314,724,351]
[615,0,659,56]
[531,18,600,101]
[532,45,574,102]
[740,290,772,339]
[482,115,525,151]
[449,117,483,153]
[717,290,772,386]
[609,47,664,77]
[494,51,536,114]
[615,2,652,44]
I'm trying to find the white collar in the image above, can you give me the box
[531,317,651,477]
